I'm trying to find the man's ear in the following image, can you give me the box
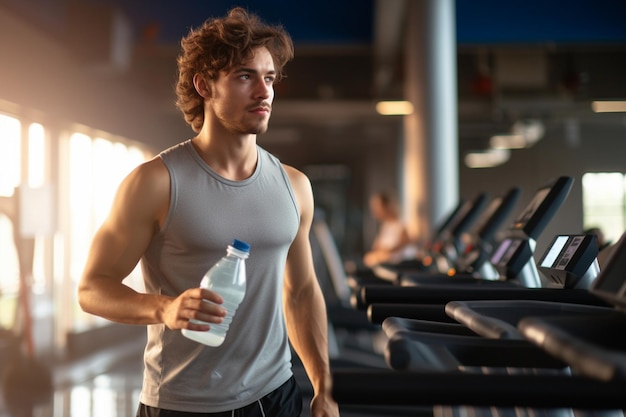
[193,73,211,98]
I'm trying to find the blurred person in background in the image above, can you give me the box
[363,191,412,268]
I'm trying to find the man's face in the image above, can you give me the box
[208,46,276,135]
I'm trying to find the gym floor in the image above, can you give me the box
[0,334,430,417]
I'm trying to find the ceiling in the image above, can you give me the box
[49,0,626,47]
[3,0,626,151]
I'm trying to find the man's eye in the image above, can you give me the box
[240,74,250,80]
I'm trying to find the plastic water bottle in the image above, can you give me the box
[182,239,250,346]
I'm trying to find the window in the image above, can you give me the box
[28,123,46,188]
[0,116,50,327]
[67,133,148,330]
[0,114,21,196]
[0,105,152,347]
[0,114,21,328]
[582,172,626,246]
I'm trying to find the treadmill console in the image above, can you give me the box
[509,176,573,240]
[489,237,532,279]
[537,234,599,288]
[513,188,549,230]
[590,231,626,311]
[476,187,522,244]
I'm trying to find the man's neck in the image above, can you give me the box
[191,130,258,181]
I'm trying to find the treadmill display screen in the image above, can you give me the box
[538,234,598,288]
[490,238,513,264]
[555,235,584,270]
[501,239,522,265]
[512,188,550,231]
[540,235,568,268]
[490,238,523,266]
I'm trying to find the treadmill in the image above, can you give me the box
[400,176,571,287]
[446,233,612,340]
[331,231,626,410]
[347,191,490,310]
[354,177,608,327]
[445,186,522,280]
[377,233,620,417]
[349,187,519,312]
[398,186,522,284]
[519,230,626,383]
[371,191,490,282]
[346,194,477,292]
[380,233,611,371]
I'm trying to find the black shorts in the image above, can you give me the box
[136,376,302,417]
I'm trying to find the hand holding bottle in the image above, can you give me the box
[182,239,250,346]
[161,287,226,330]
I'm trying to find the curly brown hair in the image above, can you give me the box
[175,7,294,133]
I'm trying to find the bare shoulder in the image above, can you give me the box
[120,157,169,199]
[138,155,168,181]
[282,164,313,222]
[112,156,170,228]
[282,164,311,192]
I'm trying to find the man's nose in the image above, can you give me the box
[255,79,271,100]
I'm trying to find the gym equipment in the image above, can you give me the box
[519,230,626,383]
[370,191,490,282]
[381,233,621,417]
[380,233,609,371]
[331,230,626,410]
[446,234,609,340]
[354,177,611,328]
[358,177,572,308]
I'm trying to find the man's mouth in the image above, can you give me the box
[249,104,271,114]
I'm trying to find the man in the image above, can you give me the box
[78,7,340,417]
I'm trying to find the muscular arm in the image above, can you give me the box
[77,158,225,330]
[282,165,339,417]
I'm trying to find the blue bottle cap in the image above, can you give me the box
[232,239,250,253]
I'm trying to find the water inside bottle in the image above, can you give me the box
[182,286,245,346]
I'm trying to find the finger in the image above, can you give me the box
[198,288,224,304]
[178,305,218,330]
[194,302,226,321]
[180,289,225,314]
[183,320,211,331]
[183,297,225,321]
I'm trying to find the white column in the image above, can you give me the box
[403,0,459,240]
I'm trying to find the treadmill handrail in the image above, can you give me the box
[332,369,626,409]
[358,284,609,309]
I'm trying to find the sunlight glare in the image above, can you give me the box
[0,114,21,196]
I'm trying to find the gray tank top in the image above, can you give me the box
[140,139,300,412]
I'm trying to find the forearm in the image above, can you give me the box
[285,282,332,394]
[78,277,171,325]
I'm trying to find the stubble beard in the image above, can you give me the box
[229,116,270,136]
[253,121,270,135]
[213,105,271,136]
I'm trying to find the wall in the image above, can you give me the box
[0,6,190,152]
[459,117,626,256]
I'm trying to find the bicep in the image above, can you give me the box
[283,166,317,296]
[82,159,169,283]
[83,215,152,283]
